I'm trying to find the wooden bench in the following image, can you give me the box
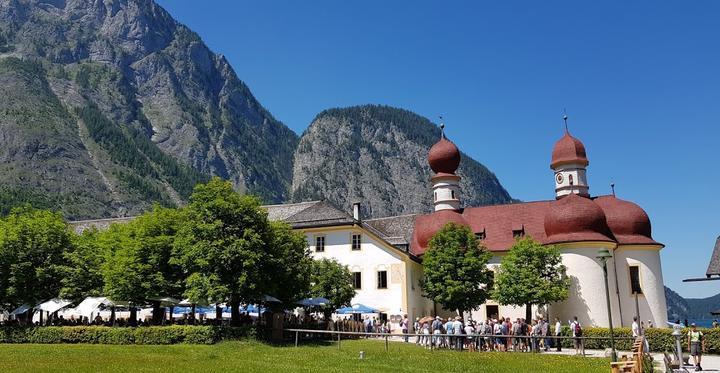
[610,337,645,373]
[663,351,678,373]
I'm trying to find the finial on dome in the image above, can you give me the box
[563,109,569,133]
[439,115,445,138]
[611,183,616,197]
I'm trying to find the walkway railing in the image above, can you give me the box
[284,328,637,354]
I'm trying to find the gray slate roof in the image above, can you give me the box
[364,214,417,246]
[68,217,136,234]
[264,201,356,228]
[707,236,720,277]
[66,201,417,257]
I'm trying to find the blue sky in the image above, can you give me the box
[156,1,720,298]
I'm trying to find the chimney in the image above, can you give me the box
[352,202,361,222]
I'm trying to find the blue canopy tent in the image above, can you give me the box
[245,304,266,314]
[171,306,215,314]
[297,297,330,307]
[336,304,378,314]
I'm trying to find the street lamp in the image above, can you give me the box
[597,248,617,362]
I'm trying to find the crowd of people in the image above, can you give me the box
[399,315,588,355]
[0,311,259,327]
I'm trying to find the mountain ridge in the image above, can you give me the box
[292,104,513,218]
[0,0,513,220]
[666,286,720,322]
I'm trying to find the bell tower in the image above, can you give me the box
[428,122,462,211]
[551,115,590,199]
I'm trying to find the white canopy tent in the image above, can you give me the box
[30,298,73,324]
[69,297,116,320]
[36,298,72,314]
[10,304,31,316]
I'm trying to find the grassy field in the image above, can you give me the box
[0,340,609,372]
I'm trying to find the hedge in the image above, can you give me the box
[0,325,256,345]
[554,326,720,354]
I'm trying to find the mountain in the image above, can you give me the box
[666,286,720,321]
[0,0,297,218]
[292,105,513,217]
[0,1,513,220]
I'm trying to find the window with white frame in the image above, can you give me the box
[377,270,388,289]
[351,234,361,251]
[315,236,325,252]
[353,272,362,289]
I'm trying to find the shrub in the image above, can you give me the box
[0,326,255,345]
[552,325,719,353]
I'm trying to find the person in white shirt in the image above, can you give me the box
[631,316,640,337]
[493,321,503,351]
[569,316,583,355]
[554,317,562,352]
[464,322,475,351]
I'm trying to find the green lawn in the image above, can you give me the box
[0,340,609,372]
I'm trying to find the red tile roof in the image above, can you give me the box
[544,194,615,245]
[594,195,662,246]
[551,131,589,168]
[409,195,662,256]
[428,137,461,174]
[463,201,553,251]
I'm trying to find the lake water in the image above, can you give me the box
[688,319,715,328]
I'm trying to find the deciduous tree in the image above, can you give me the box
[174,177,271,325]
[101,205,185,325]
[420,223,494,317]
[59,228,106,303]
[0,208,70,319]
[309,258,355,318]
[493,237,570,321]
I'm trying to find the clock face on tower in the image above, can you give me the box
[555,173,564,185]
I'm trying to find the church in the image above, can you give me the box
[70,122,669,332]
[262,123,668,332]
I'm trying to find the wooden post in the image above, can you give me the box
[385,335,389,352]
[295,331,299,347]
[337,332,341,350]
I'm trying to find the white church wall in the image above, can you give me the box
[405,260,435,330]
[548,245,622,327]
[613,247,668,328]
[305,227,407,327]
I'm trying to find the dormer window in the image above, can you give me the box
[512,224,525,239]
[475,229,486,240]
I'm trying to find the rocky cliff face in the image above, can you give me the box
[292,105,513,217]
[0,1,513,220]
[0,0,297,218]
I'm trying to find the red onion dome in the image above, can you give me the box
[412,209,469,256]
[544,193,614,244]
[594,195,661,246]
[551,132,589,169]
[428,137,461,174]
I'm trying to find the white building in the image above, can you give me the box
[69,124,669,333]
[267,125,668,331]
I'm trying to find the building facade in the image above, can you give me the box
[267,125,668,331]
[69,124,669,332]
